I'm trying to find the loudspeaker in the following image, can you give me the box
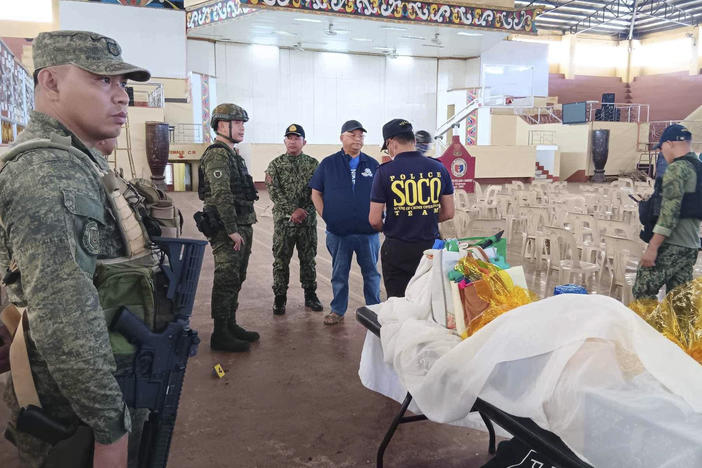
[602,93,615,104]
[126,86,134,106]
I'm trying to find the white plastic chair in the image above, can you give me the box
[545,226,600,288]
[605,235,644,304]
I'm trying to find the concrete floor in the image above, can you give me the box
[1,188,616,467]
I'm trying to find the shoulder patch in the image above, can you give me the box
[82,220,101,255]
[212,169,223,179]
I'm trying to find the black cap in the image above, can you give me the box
[381,118,414,151]
[341,120,366,134]
[415,130,432,144]
[655,124,692,149]
[285,123,305,139]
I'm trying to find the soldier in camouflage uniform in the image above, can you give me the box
[199,103,260,352]
[265,124,323,315]
[0,31,150,467]
[634,124,700,299]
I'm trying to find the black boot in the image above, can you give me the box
[273,294,286,315]
[228,321,260,342]
[210,319,250,352]
[304,289,323,312]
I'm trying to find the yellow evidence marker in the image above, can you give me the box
[213,363,225,378]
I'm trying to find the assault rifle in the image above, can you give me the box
[112,307,199,468]
[112,237,207,468]
[7,237,206,468]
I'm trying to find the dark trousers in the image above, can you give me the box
[381,237,435,298]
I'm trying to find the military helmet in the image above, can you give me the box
[210,103,249,129]
[415,130,432,144]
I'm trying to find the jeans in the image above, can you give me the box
[325,232,381,315]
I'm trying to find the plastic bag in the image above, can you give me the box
[451,256,535,339]
[629,278,702,364]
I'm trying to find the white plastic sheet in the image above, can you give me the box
[359,251,702,467]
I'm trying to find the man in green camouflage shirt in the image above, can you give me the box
[265,124,323,315]
[198,103,260,352]
[0,31,150,467]
[634,124,700,299]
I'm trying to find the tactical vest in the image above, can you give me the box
[638,154,702,242]
[0,136,162,358]
[198,142,258,215]
[677,155,702,219]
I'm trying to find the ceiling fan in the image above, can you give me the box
[324,23,349,36]
[423,33,444,48]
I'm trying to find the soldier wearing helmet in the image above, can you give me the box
[197,103,260,352]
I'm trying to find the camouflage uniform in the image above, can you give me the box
[265,152,319,296]
[0,115,132,465]
[199,144,257,322]
[0,31,151,467]
[633,152,701,299]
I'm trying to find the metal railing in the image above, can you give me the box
[585,102,650,124]
[169,123,206,144]
[515,106,562,125]
[648,120,702,146]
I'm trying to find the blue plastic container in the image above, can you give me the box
[554,284,587,295]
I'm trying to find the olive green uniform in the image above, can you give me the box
[0,112,132,467]
[633,152,701,299]
[0,30,152,467]
[265,152,319,296]
[199,142,257,322]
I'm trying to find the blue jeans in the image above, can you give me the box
[325,232,381,316]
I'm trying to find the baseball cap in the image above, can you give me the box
[284,123,305,139]
[341,120,366,134]
[415,130,432,144]
[654,124,692,149]
[381,119,414,151]
[33,30,150,82]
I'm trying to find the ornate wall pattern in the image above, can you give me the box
[186,0,257,28]
[187,0,540,33]
[70,0,185,9]
[465,87,479,146]
[200,74,212,143]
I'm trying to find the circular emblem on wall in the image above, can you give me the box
[451,158,467,178]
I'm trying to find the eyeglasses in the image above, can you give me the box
[344,132,365,140]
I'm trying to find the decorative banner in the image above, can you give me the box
[201,74,211,143]
[70,0,185,9]
[465,88,479,146]
[187,0,541,33]
[0,38,32,138]
[187,0,257,29]
[438,135,475,193]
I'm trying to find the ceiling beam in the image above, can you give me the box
[637,0,696,26]
[570,0,635,34]
[628,0,640,39]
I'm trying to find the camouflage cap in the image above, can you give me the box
[33,30,150,82]
[210,103,249,129]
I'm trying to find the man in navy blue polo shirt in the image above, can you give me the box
[309,120,381,325]
[370,119,455,298]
